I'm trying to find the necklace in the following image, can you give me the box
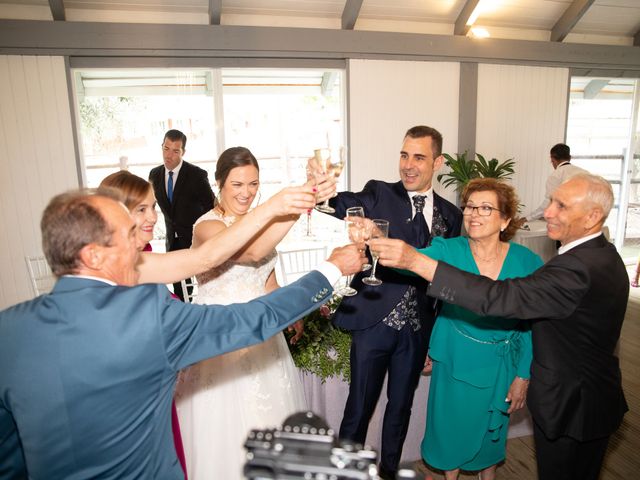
[470,242,503,263]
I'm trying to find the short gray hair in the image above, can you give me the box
[569,173,613,219]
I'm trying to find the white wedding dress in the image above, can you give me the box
[175,210,308,480]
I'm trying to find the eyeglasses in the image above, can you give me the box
[460,205,502,216]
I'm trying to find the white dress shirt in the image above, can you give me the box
[408,187,434,231]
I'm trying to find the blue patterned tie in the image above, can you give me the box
[167,171,174,203]
[412,195,429,248]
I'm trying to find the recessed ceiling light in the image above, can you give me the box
[470,27,490,38]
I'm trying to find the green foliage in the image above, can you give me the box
[474,153,515,180]
[437,152,478,191]
[437,151,516,192]
[285,296,351,383]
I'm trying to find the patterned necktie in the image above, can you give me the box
[412,195,429,248]
[167,170,174,203]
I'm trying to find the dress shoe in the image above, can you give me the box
[378,464,396,480]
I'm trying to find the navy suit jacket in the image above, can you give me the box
[0,273,332,479]
[149,161,215,251]
[329,180,462,331]
[429,234,628,441]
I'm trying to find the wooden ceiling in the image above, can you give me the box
[0,0,638,47]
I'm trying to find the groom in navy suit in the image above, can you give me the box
[313,126,462,478]
[0,189,365,479]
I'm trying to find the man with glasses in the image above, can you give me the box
[370,173,628,480]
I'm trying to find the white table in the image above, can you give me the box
[513,220,556,262]
[299,371,533,463]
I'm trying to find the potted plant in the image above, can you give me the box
[437,151,515,193]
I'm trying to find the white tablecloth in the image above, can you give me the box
[298,370,533,463]
[513,220,557,262]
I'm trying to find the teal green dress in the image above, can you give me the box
[419,236,542,471]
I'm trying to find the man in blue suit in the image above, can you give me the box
[0,189,365,479]
[311,126,462,478]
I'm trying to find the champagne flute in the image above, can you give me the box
[305,167,320,237]
[334,206,366,297]
[362,219,389,286]
[345,206,371,272]
[314,147,347,214]
[313,148,335,213]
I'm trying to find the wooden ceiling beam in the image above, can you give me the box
[209,0,222,25]
[342,0,364,30]
[454,0,481,36]
[551,0,595,42]
[48,0,65,21]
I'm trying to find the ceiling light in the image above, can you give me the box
[470,27,490,38]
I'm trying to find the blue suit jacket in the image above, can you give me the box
[0,273,332,479]
[328,180,462,330]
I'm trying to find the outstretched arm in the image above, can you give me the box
[369,237,439,281]
[137,184,317,284]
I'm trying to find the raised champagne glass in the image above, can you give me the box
[334,206,367,297]
[345,206,371,272]
[361,219,389,286]
[314,147,346,214]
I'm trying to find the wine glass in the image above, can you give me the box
[304,167,321,237]
[345,206,371,272]
[362,219,389,286]
[314,147,346,214]
[334,206,367,297]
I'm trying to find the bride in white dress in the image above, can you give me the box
[175,147,308,480]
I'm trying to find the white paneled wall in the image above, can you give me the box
[348,59,459,205]
[476,64,569,217]
[0,55,78,309]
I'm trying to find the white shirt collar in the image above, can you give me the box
[408,187,433,200]
[407,187,434,229]
[165,159,183,176]
[558,231,602,255]
[63,274,117,286]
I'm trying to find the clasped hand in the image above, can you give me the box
[367,238,419,270]
[306,157,337,203]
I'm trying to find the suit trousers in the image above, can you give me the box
[533,420,610,480]
[339,320,429,473]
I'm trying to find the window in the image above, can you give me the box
[73,67,347,249]
[567,77,640,260]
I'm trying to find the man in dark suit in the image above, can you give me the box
[0,189,365,479]
[149,129,215,300]
[311,126,462,478]
[371,173,628,480]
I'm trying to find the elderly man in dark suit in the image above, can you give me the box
[311,125,462,478]
[149,129,215,300]
[370,173,628,480]
[0,189,365,479]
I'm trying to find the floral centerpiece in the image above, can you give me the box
[285,295,351,383]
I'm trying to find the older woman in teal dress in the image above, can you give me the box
[370,178,542,480]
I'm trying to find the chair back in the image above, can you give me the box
[278,246,328,286]
[180,276,198,303]
[25,255,56,296]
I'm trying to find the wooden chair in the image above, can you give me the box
[278,246,328,286]
[25,255,56,296]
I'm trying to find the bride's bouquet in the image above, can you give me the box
[285,295,351,383]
